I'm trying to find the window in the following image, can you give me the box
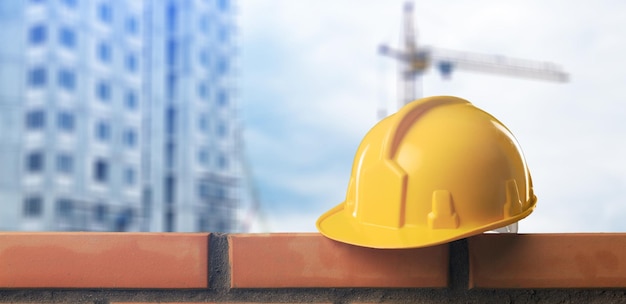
[93,159,108,182]
[59,27,76,48]
[164,175,175,204]
[166,39,177,66]
[125,91,138,110]
[98,2,112,24]
[218,0,230,11]
[166,3,176,32]
[198,115,209,132]
[124,167,135,186]
[165,142,175,168]
[25,110,45,130]
[29,24,46,45]
[57,111,75,132]
[218,25,229,43]
[61,0,78,8]
[126,16,138,35]
[56,154,73,174]
[217,153,228,170]
[217,57,228,75]
[217,89,228,107]
[58,69,76,91]
[125,53,138,72]
[95,121,110,141]
[94,203,107,222]
[26,151,44,172]
[115,208,134,231]
[216,121,227,137]
[123,128,137,148]
[198,83,208,99]
[166,73,177,98]
[23,196,43,218]
[198,183,209,199]
[96,81,111,101]
[165,211,174,232]
[97,42,112,63]
[199,49,209,68]
[198,149,209,165]
[56,198,73,218]
[165,106,176,134]
[199,15,210,33]
[28,67,47,87]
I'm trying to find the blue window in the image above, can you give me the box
[165,175,175,204]
[218,0,230,11]
[166,40,177,66]
[217,89,228,107]
[97,42,112,63]
[98,2,112,24]
[23,196,43,217]
[29,24,46,45]
[125,53,138,72]
[217,57,228,75]
[216,121,227,137]
[56,154,73,174]
[199,50,209,68]
[26,151,44,172]
[198,183,209,199]
[93,159,108,182]
[217,153,228,169]
[58,69,76,91]
[166,3,176,32]
[56,198,73,218]
[218,25,229,43]
[123,128,137,148]
[95,121,110,141]
[96,81,111,101]
[94,203,107,222]
[59,27,76,48]
[199,15,210,33]
[125,90,138,110]
[61,0,77,8]
[166,73,177,99]
[28,67,47,87]
[198,115,209,132]
[124,167,136,186]
[126,16,138,35]
[165,142,175,168]
[57,111,74,132]
[198,83,208,99]
[166,106,176,134]
[198,149,209,165]
[26,110,45,129]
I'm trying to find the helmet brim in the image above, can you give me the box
[316,195,537,249]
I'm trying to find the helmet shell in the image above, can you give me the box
[316,96,536,248]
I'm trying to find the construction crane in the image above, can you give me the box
[378,2,569,119]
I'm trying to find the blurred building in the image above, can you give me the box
[0,0,241,232]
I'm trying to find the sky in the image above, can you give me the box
[238,0,626,233]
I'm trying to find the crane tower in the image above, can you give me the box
[378,2,569,118]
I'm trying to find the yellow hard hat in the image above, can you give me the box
[316,96,536,249]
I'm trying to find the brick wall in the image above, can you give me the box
[1,232,626,303]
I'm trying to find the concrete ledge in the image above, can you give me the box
[0,233,626,303]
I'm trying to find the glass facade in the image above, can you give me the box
[0,0,242,232]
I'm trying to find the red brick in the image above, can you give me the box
[0,232,209,288]
[469,233,626,288]
[229,233,449,288]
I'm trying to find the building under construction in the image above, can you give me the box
[0,0,244,232]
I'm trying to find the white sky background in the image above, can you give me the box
[238,0,626,233]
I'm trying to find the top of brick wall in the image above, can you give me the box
[1,232,626,290]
